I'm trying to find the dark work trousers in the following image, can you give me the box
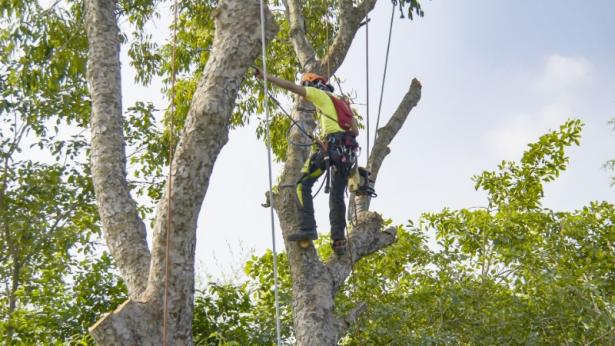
[296,133,356,241]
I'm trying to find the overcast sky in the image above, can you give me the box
[121,0,615,281]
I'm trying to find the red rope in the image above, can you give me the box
[163,0,179,344]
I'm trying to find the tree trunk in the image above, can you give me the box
[275,85,421,344]
[272,1,424,344]
[85,0,277,344]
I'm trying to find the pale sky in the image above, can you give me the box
[121,0,615,281]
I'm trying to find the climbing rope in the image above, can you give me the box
[258,1,282,344]
[254,78,314,147]
[163,0,179,344]
[364,2,370,166]
[374,1,397,144]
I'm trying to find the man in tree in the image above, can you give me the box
[256,70,359,255]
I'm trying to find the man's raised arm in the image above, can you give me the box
[255,68,306,97]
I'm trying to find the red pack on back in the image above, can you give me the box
[328,94,354,132]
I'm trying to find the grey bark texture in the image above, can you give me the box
[85,0,277,344]
[271,1,422,344]
[85,0,150,298]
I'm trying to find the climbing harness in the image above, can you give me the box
[253,79,333,202]
[321,132,358,196]
[258,0,282,344]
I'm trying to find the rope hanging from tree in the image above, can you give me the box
[163,0,179,344]
[259,0,282,344]
[374,1,397,144]
[364,2,370,166]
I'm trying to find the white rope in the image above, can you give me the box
[258,1,282,344]
[374,1,396,144]
[364,2,370,166]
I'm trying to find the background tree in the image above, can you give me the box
[0,1,126,343]
[341,119,614,345]
[84,0,277,343]
[207,119,613,345]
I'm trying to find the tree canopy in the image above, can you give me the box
[1,0,613,344]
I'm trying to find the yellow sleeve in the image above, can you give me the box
[304,87,344,135]
[305,87,335,115]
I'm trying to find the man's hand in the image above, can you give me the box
[316,138,328,152]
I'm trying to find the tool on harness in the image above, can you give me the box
[349,166,377,197]
[324,155,331,194]
[322,132,358,194]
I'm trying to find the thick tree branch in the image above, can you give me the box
[322,0,378,74]
[336,302,367,337]
[273,97,323,273]
[354,78,422,214]
[146,0,278,318]
[281,0,377,75]
[85,0,150,297]
[89,300,159,344]
[368,78,422,179]
[281,0,317,68]
[327,211,397,293]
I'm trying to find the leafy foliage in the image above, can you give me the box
[6,1,613,344]
[0,1,128,343]
[196,120,614,345]
[397,0,425,20]
[192,250,294,345]
[0,149,128,344]
[336,120,615,345]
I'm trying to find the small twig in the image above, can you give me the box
[585,328,614,346]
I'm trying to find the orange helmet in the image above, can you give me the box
[301,72,334,92]
[301,72,328,84]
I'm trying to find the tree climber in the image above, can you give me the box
[255,69,359,256]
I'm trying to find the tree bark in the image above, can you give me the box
[85,0,150,299]
[272,1,422,344]
[85,0,277,344]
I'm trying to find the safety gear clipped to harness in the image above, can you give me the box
[348,166,377,197]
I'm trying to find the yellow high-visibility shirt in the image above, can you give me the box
[305,87,345,136]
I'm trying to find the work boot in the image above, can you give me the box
[332,239,347,256]
[287,229,318,241]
